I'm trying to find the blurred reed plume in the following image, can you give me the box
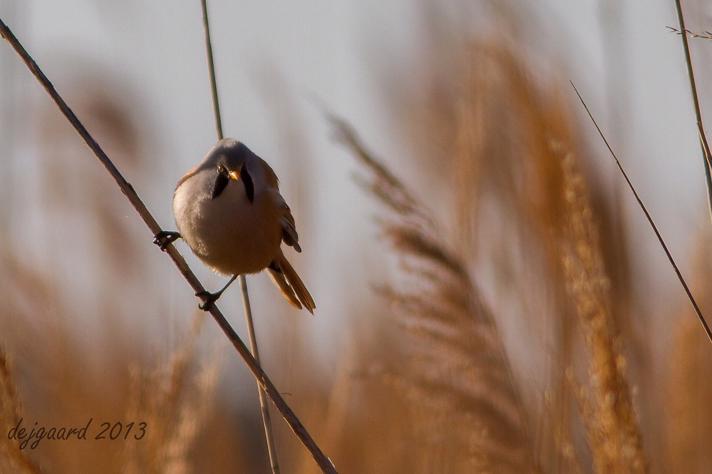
[124,313,221,474]
[331,116,535,472]
[557,148,645,473]
[666,315,712,473]
[327,30,651,473]
[665,239,712,473]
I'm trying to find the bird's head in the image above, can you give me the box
[211,158,254,203]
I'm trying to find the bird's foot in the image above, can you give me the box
[195,275,237,310]
[195,290,221,311]
[153,231,181,251]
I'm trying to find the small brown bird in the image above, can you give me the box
[154,138,315,313]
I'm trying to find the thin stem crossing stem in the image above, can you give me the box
[198,1,281,471]
[0,16,335,474]
[571,82,712,346]
[673,0,712,219]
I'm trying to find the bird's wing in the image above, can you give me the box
[242,143,279,188]
[240,143,301,252]
[274,192,302,253]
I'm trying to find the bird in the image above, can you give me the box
[153,138,315,313]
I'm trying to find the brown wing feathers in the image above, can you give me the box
[278,199,302,252]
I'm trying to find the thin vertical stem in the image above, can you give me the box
[200,0,223,139]
[199,1,280,472]
[241,277,280,474]
[571,82,712,346]
[673,0,712,217]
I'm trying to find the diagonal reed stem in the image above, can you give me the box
[199,2,280,472]
[672,0,712,220]
[0,16,336,474]
[571,82,712,346]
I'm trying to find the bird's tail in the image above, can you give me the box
[268,253,316,314]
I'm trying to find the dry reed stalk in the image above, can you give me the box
[0,17,334,473]
[671,0,712,217]
[556,147,647,473]
[332,116,537,472]
[198,1,279,472]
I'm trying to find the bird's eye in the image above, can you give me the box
[217,163,228,175]
[211,168,229,199]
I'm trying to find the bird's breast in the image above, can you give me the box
[173,173,282,275]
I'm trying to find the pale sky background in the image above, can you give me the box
[1,0,711,393]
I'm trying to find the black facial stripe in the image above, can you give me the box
[241,165,255,203]
[211,169,229,199]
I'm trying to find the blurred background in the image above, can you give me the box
[1,0,712,472]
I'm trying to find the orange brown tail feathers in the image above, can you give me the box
[268,265,302,310]
[268,254,316,314]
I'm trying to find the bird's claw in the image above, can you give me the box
[153,231,181,251]
[195,290,219,311]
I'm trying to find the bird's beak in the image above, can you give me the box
[227,169,241,181]
[215,163,254,203]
